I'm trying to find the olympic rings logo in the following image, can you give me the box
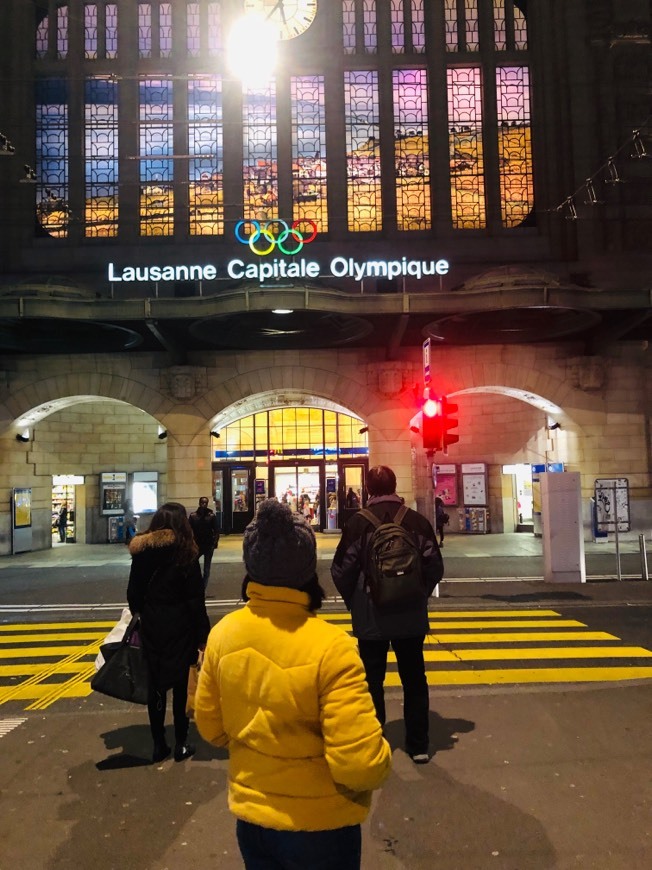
[234,219,318,256]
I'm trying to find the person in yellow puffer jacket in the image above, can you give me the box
[194,498,391,870]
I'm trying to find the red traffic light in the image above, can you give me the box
[422,397,442,418]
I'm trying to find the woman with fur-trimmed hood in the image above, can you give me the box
[128,502,210,763]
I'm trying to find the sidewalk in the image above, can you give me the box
[1,532,651,613]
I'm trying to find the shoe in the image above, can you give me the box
[174,743,196,762]
[152,743,171,763]
[410,753,430,764]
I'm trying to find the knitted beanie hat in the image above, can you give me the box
[243,498,317,589]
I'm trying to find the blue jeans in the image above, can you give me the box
[236,820,361,870]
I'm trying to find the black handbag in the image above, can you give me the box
[91,614,150,705]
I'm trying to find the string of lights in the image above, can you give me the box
[548,116,651,220]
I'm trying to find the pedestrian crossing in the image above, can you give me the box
[1,610,652,710]
[322,609,652,687]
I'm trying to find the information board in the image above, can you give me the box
[594,478,630,531]
[461,463,487,506]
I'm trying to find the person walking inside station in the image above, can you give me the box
[189,496,220,589]
[435,495,449,548]
[57,503,68,543]
[331,465,443,764]
[128,502,210,764]
[194,498,391,870]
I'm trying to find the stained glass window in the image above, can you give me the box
[36,14,48,59]
[514,1,528,49]
[391,0,405,53]
[394,69,431,231]
[208,2,221,57]
[497,66,533,227]
[345,71,381,232]
[106,4,118,58]
[159,3,173,58]
[57,5,68,58]
[188,76,224,236]
[291,76,328,232]
[444,0,458,51]
[363,0,377,54]
[243,83,278,222]
[494,0,506,50]
[36,79,69,238]
[411,0,426,53]
[85,77,119,238]
[465,0,479,51]
[139,78,174,236]
[85,5,98,59]
[138,4,152,58]
[187,2,200,56]
[447,67,486,229]
[342,0,356,54]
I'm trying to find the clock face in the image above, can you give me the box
[244,0,318,41]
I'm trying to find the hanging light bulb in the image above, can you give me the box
[564,196,578,220]
[631,130,649,159]
[583,178,603,205]
[605,158,623,184]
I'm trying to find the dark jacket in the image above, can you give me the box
[189,508,220,552]
[127,529,210,690]
[331,494,443,640]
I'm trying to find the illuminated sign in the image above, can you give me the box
[108,257,449,284]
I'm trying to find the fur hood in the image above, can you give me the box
[128,528,176,556]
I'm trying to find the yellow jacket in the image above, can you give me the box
[194,582,391,831]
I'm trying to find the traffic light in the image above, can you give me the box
[441,396,459,449]
[421,391,443,450]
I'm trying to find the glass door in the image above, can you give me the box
[230,467,253,534]
[338,461,367,528]
[270,464,323,530]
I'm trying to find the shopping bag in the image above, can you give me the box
[91,615,149,705]
[94,607,133,671]
[186,650,204,718]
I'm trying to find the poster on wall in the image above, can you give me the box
[433,464,458,506]
[13,487,32,528]
[594,478,630,532]
[100,472,127,516]
[461,463,487,506]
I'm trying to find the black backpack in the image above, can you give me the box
[359,505,426,609]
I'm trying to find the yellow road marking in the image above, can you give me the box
[0,632,113,645]
[0,640,101,706]
[0,645,102,659]
[0,662,97,676]
[0,622,115,633]
[26,664,96,710]
[385,667,652,686]
[419,646,652,662]
[427,631,619,643]
[426,619,587,628]
[322,609,563,621]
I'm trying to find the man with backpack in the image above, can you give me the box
[331,465,444,764]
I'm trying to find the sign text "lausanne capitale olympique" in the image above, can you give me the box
[107,256,450,284]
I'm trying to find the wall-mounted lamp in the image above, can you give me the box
[16,428,31,442]
[359,426,368,434]
[20,164,37,183]
[157,426,168,440]
[0,132,16,155]
[210,430,221,438]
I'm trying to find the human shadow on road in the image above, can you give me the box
[368,760,557,869]
[96,722,227,770]
[384,710,475,756]
[51,726,229,870]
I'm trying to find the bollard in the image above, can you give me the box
[639,534,649,581]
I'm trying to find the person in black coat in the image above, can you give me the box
[127,502,210,763]
[331,466,443,764]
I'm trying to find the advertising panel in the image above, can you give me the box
[100,472,127,516]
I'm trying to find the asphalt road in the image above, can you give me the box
[2,536,652,868]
